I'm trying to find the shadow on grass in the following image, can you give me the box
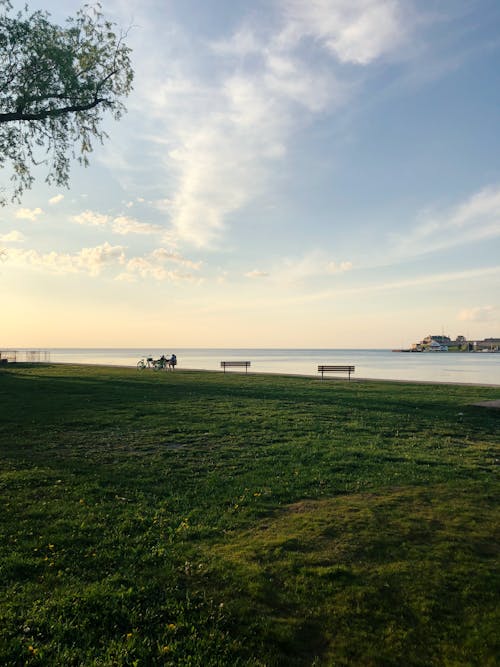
[206,483,499,666]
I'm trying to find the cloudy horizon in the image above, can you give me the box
[1,0,499,347]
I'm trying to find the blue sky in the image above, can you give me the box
[1,0,499,347]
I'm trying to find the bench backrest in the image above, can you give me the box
[221,361,251,374]
[220,361,250,367]
[318,365,355,380]
[318,365,354,371]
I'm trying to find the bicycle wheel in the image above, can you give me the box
[153,361,162,371]
[137,360,146,370]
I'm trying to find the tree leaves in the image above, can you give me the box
[0,2,134,204]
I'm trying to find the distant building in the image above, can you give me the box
[423,335,451,346]
[424,339,448,352]
[409,333,499,352]
[474,338,500,351]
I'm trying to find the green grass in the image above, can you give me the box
[0,364,498,666]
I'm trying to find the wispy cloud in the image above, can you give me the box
[391,185,500,258]
[458,305,497,322]
[48,194,64,205]
[162,77,299,246]
[297,265,500,304]
[130,0,411,248]
[267,251,354,284]
[203,265,500,314]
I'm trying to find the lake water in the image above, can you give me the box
[9,348,500,385]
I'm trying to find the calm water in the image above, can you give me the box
[11,347,500,385]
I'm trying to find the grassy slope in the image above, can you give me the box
[0,364,498,666]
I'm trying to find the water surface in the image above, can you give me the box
[16,347,500,385]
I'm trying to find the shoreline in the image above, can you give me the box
[15,360,500,388]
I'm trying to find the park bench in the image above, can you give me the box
[318,365,355,381]
[220,361,251,374]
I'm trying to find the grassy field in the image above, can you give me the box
[0,364,499,666]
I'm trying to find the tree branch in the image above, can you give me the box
[0,97,109,123]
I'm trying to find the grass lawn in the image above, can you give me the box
[0,364,499,666]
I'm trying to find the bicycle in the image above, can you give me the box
[153,357,168,370]
[137,357,154,370]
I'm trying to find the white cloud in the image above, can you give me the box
[15,207,43,221]
[150,248,202,270]
[458,305,497,322]
[71,211,162,236]
[159,62,339,247]
[7,242,126,277]
[279,0,407,64]
[164,95,281,246]
[112,216,161,235]
[72,210,111,227]
[121,249,202,283]
[48,194,64,205]
[245,269,270,279]
[77,244,127,276]
[0,230,25,243]
[160,229,181,248]
[6,239,202,282]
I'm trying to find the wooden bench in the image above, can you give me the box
[221,361,251,374]
[318,365,355,381]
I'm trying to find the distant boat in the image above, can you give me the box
[423,340,448,352]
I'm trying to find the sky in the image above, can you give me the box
[1,0,500,348]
